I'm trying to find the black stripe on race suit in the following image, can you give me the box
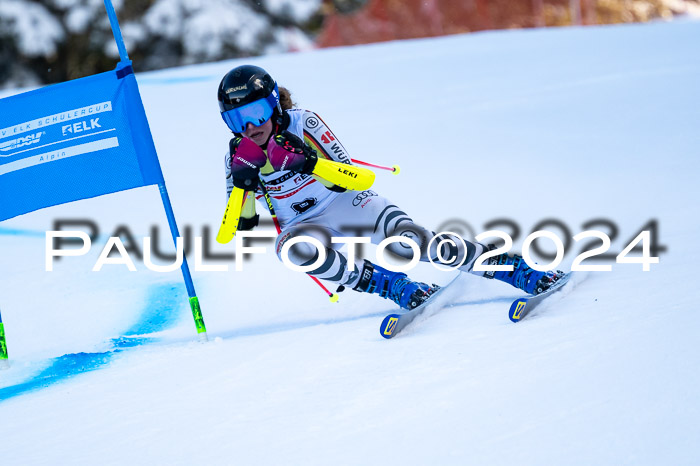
[374,205,412,236]
[327,252,349,282]
[429,233,483,272]
[431,233,459,263]
[299,248,351,283]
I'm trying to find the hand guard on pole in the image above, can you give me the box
[218,137,266,244]
[269,131,376,191]
[268,130,318,174]
[230,137,267,190]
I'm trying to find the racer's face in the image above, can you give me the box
[243,119,273,147]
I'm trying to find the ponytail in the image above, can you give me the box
[279,87,295,111]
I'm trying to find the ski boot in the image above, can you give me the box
[354,261,438,310]
[484,248,565,295]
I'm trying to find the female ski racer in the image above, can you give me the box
[218,65,563,310]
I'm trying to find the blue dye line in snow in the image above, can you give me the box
[139,76,215,85]
[0,227,46,237]
[0,226,176,246]
[0,283,184,402]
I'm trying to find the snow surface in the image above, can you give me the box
[1,21,700,465]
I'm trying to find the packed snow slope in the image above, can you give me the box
[1,20,699,466]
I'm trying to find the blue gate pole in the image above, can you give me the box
[103,0,130,63]
[159,184,208,342]
[104,0,207,341]
[0,307,9,369]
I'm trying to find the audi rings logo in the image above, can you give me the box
[305,117,319,129]
[352,190,377,206]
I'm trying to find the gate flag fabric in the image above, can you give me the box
[0,62,164,221]
[0,0,208,350]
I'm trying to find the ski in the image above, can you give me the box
[508,273,573,323]
[379,275,461,339]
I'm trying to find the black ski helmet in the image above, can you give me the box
[217,65,280,114]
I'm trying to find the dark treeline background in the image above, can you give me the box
[0,0,695,87]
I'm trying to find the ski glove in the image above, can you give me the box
[229,137,267,190]
[268,131,318,174]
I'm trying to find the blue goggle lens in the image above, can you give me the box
[221,86,279,133]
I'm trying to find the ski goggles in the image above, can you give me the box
[220,85,279,133]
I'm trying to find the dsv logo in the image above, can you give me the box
[0,132,44,155]
[352,190,377,206]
